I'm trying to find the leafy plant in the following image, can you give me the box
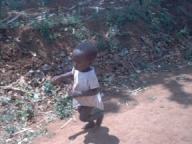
[16,103,34,122]
[150,0,164,6]
[177,6,187,15]
[160,62,171,71]
[55,94,73,119]
[140,59,149,70]
[137,3,153,24]
[42,80,56,96]
[176,26,190,40]
[179,26,190,37]
[159,9,175,32]
[65,14,82,27]
[184,50,192,61]
[38,0,52,6]
[151,17,161,32]
[73,26,88,40]
[0,20,7,29]
[105,4,137,26]
[1,96,12,106]
[31,17,54,43]
[7,126,18,134]
[96,36,108,50]
[7,0,24,10]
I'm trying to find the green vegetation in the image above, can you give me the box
[42,80,56,96]
[184,50,192,61]
[30,18,55,43]
[55,94,73,119]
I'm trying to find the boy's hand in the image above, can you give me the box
[69,90,82,98]
[51,75,61,85]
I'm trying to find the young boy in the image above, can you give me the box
[52,41,104,129]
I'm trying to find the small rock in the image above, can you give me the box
[136,70,141,73]
[118,48,129,57]
[5,39,11,43]
[68,56,72,61]
[2,68,6,73]
[18,138,28,144]
[42,64,52,71]
[6,139,12,143]
[15,37,21,42]
[64,28,68,31]
[26,69,35,76]
[7,36,12,39]
[60,51,66,57]
[34,70,45,79]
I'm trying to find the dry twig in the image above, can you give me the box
[11,128,32,136]
[61,118,72,129]
[0,86,35,94]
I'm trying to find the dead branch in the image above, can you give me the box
[120,62,131,73]
[6,15,20,24]
[149,54,177,65]
[61,118,72,129]
[0,85,35,94]
[11,128,32,136]
[128,59,136,72]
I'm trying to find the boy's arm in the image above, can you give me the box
[58,72,73,79]
[70,88,99,97]
[52,72,73,85]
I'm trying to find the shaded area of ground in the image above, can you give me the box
[33,66,192,144]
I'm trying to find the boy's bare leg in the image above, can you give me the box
[78,106,104,129]
[78,106,95,129]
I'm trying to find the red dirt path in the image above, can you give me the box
[33,66,192,144]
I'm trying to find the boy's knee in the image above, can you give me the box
[79,115,88,122]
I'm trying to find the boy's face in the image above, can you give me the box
[72,49,91,72]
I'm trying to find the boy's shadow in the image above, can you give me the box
[68,126,120,144]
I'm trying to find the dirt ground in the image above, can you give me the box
[33,66,192,144]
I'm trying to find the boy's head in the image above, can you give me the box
[72,41,97,72]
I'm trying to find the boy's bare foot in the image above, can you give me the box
[95,113,104,127]
[82,121,95,129]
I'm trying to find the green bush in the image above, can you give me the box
[55,95,73,119]
[31,19,54,43]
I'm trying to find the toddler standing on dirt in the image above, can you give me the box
[52,41,104,129]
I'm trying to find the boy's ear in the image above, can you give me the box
[88,56,95,64]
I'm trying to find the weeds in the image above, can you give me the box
[151,17,161,32]
[55,94,73,119]
[150,0,164,6]
[7,0,24,10]
[38,0,52,6]
[72,26,88,41]
[96,36,108,50]
[176,26,190,40]
[31,18,54,43]
[7,126,18,134]
[159,8,175,32]
[65,14,82,27]
[42,80,56,96]
[184,50,192,61]
[105,4,137,26]
[140,59,149,70]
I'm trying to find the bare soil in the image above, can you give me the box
[33,66,192,144]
